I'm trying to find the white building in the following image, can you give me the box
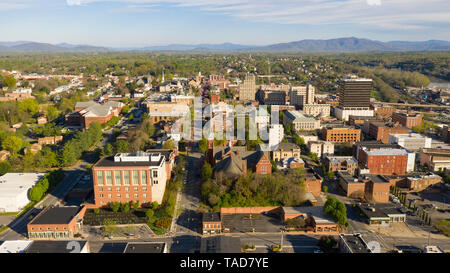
[0,240,33,253]
[334,107,374,121]
[308,141,334,158]
[268,124,284,150]
[389,133,432,151]
[0,173,44,213]
[302,104,330,118]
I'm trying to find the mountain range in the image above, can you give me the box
[0,37,449,53]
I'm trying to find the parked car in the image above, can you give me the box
[222,228,230,233]
[314,249,324,253]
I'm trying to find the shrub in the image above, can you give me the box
[120,202,131,213]
[151,201,159,210]
[145,209,154,220]
[110,202,121,212]
[94,208,100,214]
[322,186,328,193]
[154,217,172,230]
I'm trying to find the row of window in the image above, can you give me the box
[98,187,151,192]
[99,193,147,198]
[30,226,67,231]
[96,170,159,186]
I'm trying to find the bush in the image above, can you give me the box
[145,209,154,220]
[132,200,140,210]
[151,201,159,210]
[322,186,328,193]
[120,202,131,213]
[154,217,172,230]
[110,202,121,212]
[94,208,100,214]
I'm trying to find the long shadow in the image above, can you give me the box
[284,234,321,253]
[170,234,201,253]
[175,208,201,233]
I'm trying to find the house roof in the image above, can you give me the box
[29,206,82,225]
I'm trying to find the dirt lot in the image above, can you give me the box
[368,222,448,240]
[221,213,283,233]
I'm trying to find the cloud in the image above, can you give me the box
[367,0,381,6]
[63,0,450,30]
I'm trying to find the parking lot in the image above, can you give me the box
[221,213,283,233]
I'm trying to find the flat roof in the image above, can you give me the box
[203,212,221,222]
[357,203,405,219]
[0,240,33,253]
[339,234,370,253]
[283,206,336,225]
[30,206,82,225]
[123,242,165,253]
[94,154,165,168]
[25,240,88,253]
[0,173,45,198]
[364,148,408,156]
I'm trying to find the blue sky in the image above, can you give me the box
[0,0,449,47]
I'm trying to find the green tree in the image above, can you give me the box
[45,106,60,121]
[162,139,175,150]
[29,184,44,202]
[198,137,209,154]
[110,201,121,212]
[151,201,159,210]
[120,202,131,213]
[2,135,23,154]
[145,209,154,221]
[2,76,16,89]
[0,161,12,176]
[200,162,213,182]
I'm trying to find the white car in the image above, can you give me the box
[314,249,323,253]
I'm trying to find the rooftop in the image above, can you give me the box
[363,148,409,156]
[285,110,318,122]
[29,206,83,225]
[357,203,406,219]
[0,240,33,253]
[203,212,221,222]
[339,234,371,253]
[94,151,169,168]
[0,173,45,198]
[283,206,336,225]
[25,240,88,253]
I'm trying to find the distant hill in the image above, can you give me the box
[0,42,109,52]
[0,38,449,53]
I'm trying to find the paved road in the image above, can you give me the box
[173,152,202,235]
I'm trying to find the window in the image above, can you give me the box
[123,171,130,185]
[143,193,147,198]
[125,187,129,191]
[142,187,147,191]
[126,194,130,198]
[141,171,147,185]
[132,170,139,185]
[134,187,138,191]
[100,194,103,197]
[134,194,138,198]
[116,187,120,192]
[152,170,158,178]
[153,180,158,185]
[114,171,121,185]
[108,194,112,198]
[106,171,113,185]
[97,171,104,185]
[107,188,112,191]
[98,188,103,192]
[117,194,121,198]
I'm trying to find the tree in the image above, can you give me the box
[115,140,129,153]
[162,139,175,150]
[145,209,154,221]
[110,201,121,212]
[198,137,209,154]
[201,162,213,182]
[121,105,130,114]
[151,201,159,210]
[0,161,12,176]
[155,217,172,230]
[120,202,131,213]
[2,76,16,89]
[2,135,23,154]
[45,106,60,121]
[29,184,44,202]
[132,200,140,210]
[322,186,328,193]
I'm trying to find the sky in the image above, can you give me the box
[0,0,449,47]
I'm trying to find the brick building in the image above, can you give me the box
[324,156,358,176]
[202,212,222,234]
[392,112,423,128]
[364,176,390,203]
[27,206,86,239]
[38,136,63,145]
[358,148,412,175]
[65,101,124,129]
[304,169,323,197]
[367,121,410,144]
[92,150,174,207]
[321,125,361,143]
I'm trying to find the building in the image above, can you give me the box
[289,85,315,108]
[304,169,323,198]
[213,148,272,179]
[0,240,33,253]
[92,151,174,207]
[37,116,47,125]
[364,175,391,203]
[143,101,190,123]
[307,141,334,158]
[354,141,402,160]
[324,156,358,176]
[202,212,222,234]
[27,206,87,239]
[370,104,397,119]
[367,121,410,144]
[24,143,42,155]
[283,110,320,131]
[392,112,423,128]
[0,173,44,213]
[281,157,305,169]
[38,136,63,145]
[348,115,378,126]
[282,206,339,234]
[271,142,301,162]
[337,171,367,198]
[389,133,432,151]
[423,246,445,253]
[209,74,230,90]
[419,148,450,172]
[335,75,374,121]
[338,234,372,253]
[321,125,361,143]
[296,132,318,144]
[170,95,195,105]
[239,74,256,101]
[358,147,413,175]
[268,124,284,150]
[356,203,406,225]
[65,101,124,129]
[256,89,286,105]
[405,173,442,191]
[302,104,330,118]
[25,240,90,253]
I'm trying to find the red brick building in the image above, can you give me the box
[368,122,410,144]
[92,150,174,208]
[392,112,422,128]
[358,148,409,175]
[65,101,124,129]
[365,178,390,203]
[202,212,222,234]
[27,206,87,239]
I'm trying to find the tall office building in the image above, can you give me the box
[289,84,315,108]
[335,75,374,121]
[239,74,256,101]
